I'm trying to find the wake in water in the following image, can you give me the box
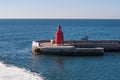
[0,62,44,80]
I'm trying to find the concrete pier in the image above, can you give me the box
[32,40,106,56]
[65,40,120,51]
[32,25,120,56]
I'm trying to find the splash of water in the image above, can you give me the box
[0,62,44,80]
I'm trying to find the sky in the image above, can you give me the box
[0,0,120,19]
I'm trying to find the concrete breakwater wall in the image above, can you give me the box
[32,26,120,56]
[34,40,120,51]
[35,40,120,44]
[65,40,120,51]
[32,40,104,56]
[32,40,120,56]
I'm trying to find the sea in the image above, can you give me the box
[0,19,120,80]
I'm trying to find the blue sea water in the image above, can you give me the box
[0,19,120,80]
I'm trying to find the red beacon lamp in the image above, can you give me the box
[55,25,64,45]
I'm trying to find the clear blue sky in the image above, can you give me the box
[0,0,120,19]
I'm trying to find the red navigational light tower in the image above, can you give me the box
[55,25,64,45]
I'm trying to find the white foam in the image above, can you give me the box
[0,62,44,80]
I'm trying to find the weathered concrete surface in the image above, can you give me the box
[32,40,106,56]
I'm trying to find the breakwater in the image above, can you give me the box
[31,40,120,56]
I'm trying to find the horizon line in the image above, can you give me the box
[0,18,120,20]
